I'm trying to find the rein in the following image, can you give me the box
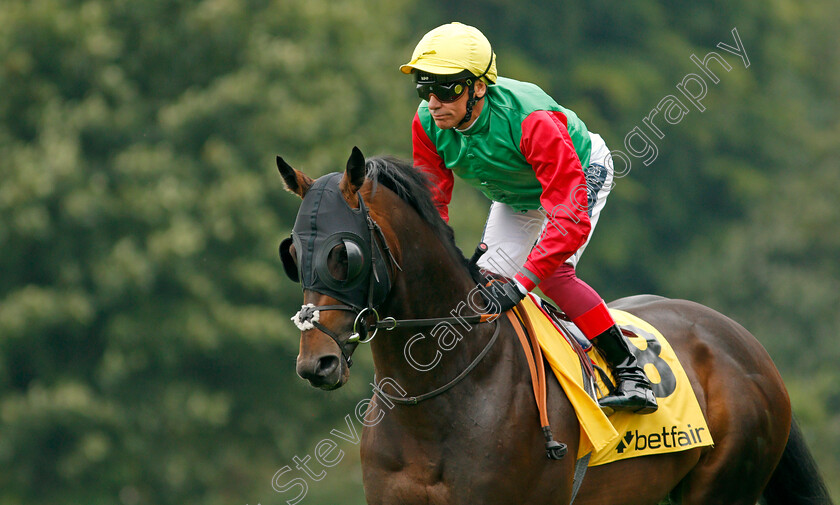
[371,306,568,460]
[374,317,502,405]
[292,237,492,367]
[293,303,498,369]
[375,313,497,330]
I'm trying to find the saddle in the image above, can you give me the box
[509,295,603,404]
[536,300,622,400]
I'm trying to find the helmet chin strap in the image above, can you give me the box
[457,80,480,128]
[456,47,493,128]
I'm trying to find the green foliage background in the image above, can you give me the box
[0,0,836,503]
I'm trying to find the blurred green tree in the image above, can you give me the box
[0,0,415,503]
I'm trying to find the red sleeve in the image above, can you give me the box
[412,112,453,223]
[514,110,591,291]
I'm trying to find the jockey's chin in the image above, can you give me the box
[430,112,461,130]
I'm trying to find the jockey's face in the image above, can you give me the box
[427,80,486,130]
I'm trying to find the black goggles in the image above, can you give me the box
[416,79,471,103]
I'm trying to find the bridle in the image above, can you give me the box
[288,198,403,367]
[280,173,498,367]
[282,173,498,380]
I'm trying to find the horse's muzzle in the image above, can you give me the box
[296,352,346,390]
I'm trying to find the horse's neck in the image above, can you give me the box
[369,320,514,426]
[369,226,513,425]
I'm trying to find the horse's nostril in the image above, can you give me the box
[297,353,344,390]
[316,355,340,377]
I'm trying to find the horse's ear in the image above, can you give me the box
[339,146,366,205]
[276,155,313,199]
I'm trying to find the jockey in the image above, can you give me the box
[401,22,658,414]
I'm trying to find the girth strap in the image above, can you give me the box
[507,308,568,460]
[509,304,593,498]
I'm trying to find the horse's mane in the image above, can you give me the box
[365,156,481,282]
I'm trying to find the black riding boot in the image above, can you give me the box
[592,325,658,415]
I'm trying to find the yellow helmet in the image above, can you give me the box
[400,22,497,84]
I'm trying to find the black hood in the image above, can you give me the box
[280,173,392,310]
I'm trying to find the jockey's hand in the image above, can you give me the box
[483,279,529,314]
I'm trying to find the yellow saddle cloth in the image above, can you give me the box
[514,296,713,466]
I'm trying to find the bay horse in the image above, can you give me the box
[276,147,832,505]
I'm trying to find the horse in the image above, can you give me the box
[276,147,832,505]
